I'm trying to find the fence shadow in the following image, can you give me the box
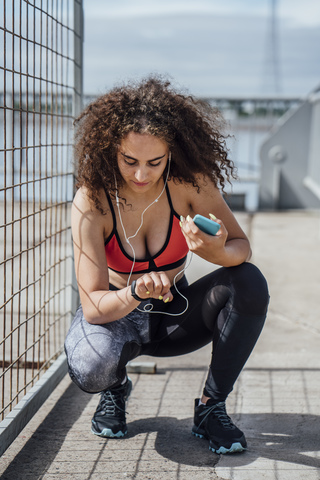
[2,407,319,478]
[1,382,92,480]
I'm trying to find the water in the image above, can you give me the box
[0,114,74,204]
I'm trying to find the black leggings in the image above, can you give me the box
[65,262,269,402]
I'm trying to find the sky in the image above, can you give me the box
[82,0,320,98]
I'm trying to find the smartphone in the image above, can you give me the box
[193,214,221,236]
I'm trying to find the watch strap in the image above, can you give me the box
[130,280,145,301]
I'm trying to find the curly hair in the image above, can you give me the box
[74,75,236,212]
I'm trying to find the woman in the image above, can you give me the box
[65,76,269,455]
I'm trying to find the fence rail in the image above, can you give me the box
[0,0,82,431]
[206,96,302,210]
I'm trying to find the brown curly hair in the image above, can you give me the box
[74,75,236,212]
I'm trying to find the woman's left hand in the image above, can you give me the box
[180,215,229,264]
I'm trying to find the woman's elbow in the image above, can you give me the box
[81,302,105,324]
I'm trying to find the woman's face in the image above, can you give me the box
[117,132,169,194]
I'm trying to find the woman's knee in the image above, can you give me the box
[64,307,144,392]
[228,262,269,315]
[66,334,120,393]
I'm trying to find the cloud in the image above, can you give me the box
[279,0,320,27]
[83,4,320,97]
[84,0,320,27]
[84,0,269,19]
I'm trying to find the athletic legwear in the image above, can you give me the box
[65,263,269,401]
[104,185,189,274]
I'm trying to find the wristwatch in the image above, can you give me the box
[130,280,145,301]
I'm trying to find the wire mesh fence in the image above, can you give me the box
[0,0,82,421]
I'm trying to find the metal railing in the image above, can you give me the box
[207,96,302,173]
[207,96,302,210]
[0,0,82,426]
[304,90,320,201]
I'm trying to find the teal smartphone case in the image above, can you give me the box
[193,214,220,236]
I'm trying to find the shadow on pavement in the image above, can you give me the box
[129,416,220,467]
[0,382,92,480]
[230,412,320,469]
[128,412,320,469]
[2,405,319,478]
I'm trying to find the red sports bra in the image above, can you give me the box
[104,185,189,274]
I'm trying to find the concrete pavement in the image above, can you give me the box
[0,210,319,480]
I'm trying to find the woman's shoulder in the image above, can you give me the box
[72,186,112,224]
[71,187,114,242]
[73,185,90,204]
[170,175,219,198]
[73,186,108,210]
[170,175,223,216]
[168,176,218,216]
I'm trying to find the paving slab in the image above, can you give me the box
[215,210,320,480]
[0,211,319,480]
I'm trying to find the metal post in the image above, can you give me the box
[73,0,84,119]
[71,0,84,318]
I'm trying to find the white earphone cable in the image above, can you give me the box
[114,152,190,316]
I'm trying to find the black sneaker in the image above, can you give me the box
[192,398,247,454]
[91,378,132,438]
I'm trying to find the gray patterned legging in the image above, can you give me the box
[65,263,269,403]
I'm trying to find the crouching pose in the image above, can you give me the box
[65,76,269,454]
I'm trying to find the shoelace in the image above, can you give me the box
[198,401,235,430]
[98,389,127,416]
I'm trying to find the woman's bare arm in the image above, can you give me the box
[72,188,173,324]
[180,178,251,267]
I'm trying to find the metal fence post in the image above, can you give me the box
[71,0,84,319]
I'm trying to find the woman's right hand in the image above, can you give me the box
[133,271,173,303]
